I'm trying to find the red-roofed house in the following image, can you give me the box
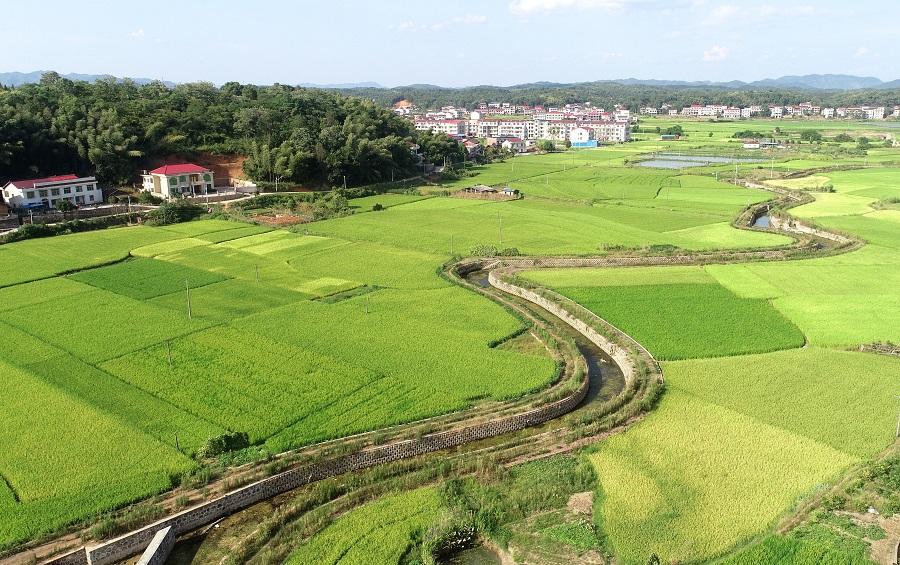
[141,164,214,199]
[1,174,101,209]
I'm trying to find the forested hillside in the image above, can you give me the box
[338,81,900,113]
[0,72,428,187]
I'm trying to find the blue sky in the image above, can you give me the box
[4,0,894,87]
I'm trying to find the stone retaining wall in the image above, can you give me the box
[134,527,173,565]
[489,272,641,384]
[769,217,853,244]
[483,246,816,270]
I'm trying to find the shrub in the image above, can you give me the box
[372,203,384,211]
[197,431,250,458]
[469,244,498,257]
[147,201,205,226]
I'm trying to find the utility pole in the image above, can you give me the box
[770,158,775,179]
[343,176,347,190]
[185,278,192,320]
[499,211,503,246]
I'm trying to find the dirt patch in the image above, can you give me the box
[251,213,308,226]
[567,492,594,516]
[870,515,900,565]
[142,152,247,187]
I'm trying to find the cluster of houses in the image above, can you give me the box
[641,102,895,120]
[0,163,216,212]
[402,101,633,149]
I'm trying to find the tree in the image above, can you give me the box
[56,199,75,219]
[800,129,822,143]
[665,125,683,136]
[536,140,554,152]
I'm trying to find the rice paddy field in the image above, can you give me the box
[284,488,443,564]
[0,221,556,549]
[2,126,899,563]
[520,151,900,563]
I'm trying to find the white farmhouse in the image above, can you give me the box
[141,164,214,199]
[1,174,102,209]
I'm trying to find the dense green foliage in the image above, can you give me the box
[332,81,900,113]
[0,72,427,186]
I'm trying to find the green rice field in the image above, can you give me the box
[0,220,553,549]
[285,488,443,564]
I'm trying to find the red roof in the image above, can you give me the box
[148,164,210,175]
[7,174,79,189]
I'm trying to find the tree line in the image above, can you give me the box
[0,72,463,188]
[334,82,900,114]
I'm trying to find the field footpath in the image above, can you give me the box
[14,196,863,565]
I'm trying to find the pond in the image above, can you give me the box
[637,155,766,169]
[753,215,771,228]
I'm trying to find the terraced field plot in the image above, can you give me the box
[285,488,443,564]
[524,268,804,360]
[589,347,898,564]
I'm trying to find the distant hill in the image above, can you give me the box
[297,81,385,89]
[607,74,890,91]
[0,71,175,88]
[746,74,884,90]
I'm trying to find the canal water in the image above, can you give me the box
[465,269,625,405]
[753,215,771,228]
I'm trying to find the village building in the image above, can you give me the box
[1,174,102,209]
[141,164,214,199]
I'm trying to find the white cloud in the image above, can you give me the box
[392,15,486,32]
[854,47,870,59]
[702,5,742,25]
[129,29,148,38]
[509,0,625,15]
[451,15,487,24]
[704,4,829,25]
[703,45,730,61]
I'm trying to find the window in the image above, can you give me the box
[169,177,177,186]
[203,173,211,181]
[75,186,83,193]
[39,189,48,197]
[26,191,35,199]
[179,175,186,182]
[51,188,60,196]
[206,184,212,191]
[63,187,71,194]
[89,195,95,202]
